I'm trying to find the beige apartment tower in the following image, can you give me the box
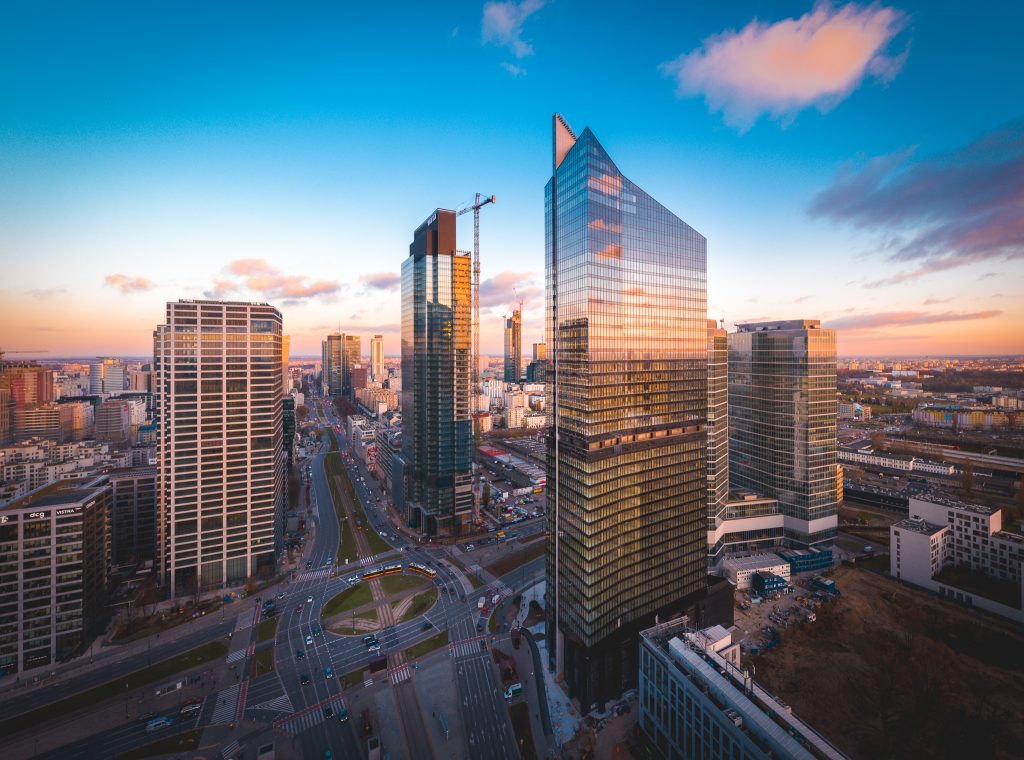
[370,334,385,383]
[155,300,285,597]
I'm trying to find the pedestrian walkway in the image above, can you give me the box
[273,694,345,736]
[449,635,486,659]
[210,682,241,725]
[389,662,412,684]
[492,580,513,596]
[295,568,333,582]
[225,648,247,664]
[249,692,293,714]
[219,739,240,759]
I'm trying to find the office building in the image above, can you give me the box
[95,398,132,445]
[0,477,110,676]
[282,395,296,465]
[109,467,158,565]
[128,366,154,393]
[322,333,343,396]
[639,618,848,760]
[707,320,729,536]
[342,334,361,400]
[154,300,284,597]
[545,115,711,708]
[0,364,54,407]
[504,308,522,383]
[89,357,126,397]
[370,334,385,382]
[533,342,546,362]
[728,320,839,547]
[351,366,368,395]
[401,208,473,535]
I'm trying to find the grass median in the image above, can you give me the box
[0,640,228,738]
[323,584,373,618]
[405,630,449,660]
[398,587,439,623]
[114,729,202,760]
[252,645,275,676]
[256,616,279,643]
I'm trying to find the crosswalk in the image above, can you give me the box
[363,677,374,688]
[225,648,247,664]
[450,636,486,659]
[233,611,254,633]
[389,663,412,684]
[295,568,333,582]
[274,695,346,736]
[219,739,240,759]
[358,552,393,567]
[492,581,512,596]
[210,682,241,725]
[249,692,293,714]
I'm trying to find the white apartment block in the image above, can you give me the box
[891,495,1024,623]
[155,300,284,597]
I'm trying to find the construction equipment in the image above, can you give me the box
[0,348,49,372]
[456,193,495,422]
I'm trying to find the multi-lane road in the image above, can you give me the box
[8,396,538,759]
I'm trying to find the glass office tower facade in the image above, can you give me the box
[545,115,709,708]
[401,209,474,536]
[503,308,522,383]
[322,333,342,396]
[707,320,730,537]
[341,334,361,401]
[728,320,839,546]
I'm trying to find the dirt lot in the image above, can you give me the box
[753,564,1024,760]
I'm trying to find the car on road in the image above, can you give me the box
[307,596,314,603]
[306,561,313,569]
[300,673,310,686]
[379,531,387,538]
[339,707,349,722]
[305,635,313,645]
[146,717,172,732]
[296,604,304,613]
[367,642,381,652]
[277,593,285,599]
[296,649,305,659]
[312,624,321,636]
[464,544,476,552]
[325,666,334,678]
[347,576,359,584]
[421,622,431,631]
[324,706,334,719]
[480,640,488,651]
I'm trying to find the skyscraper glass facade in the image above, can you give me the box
[322,333,342,396]
[728,320,838,546]
[503,309,522,383]
[545,116,708,708]
[707,321,730,541]
[401,210,473,536]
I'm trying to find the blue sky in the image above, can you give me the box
[1,1,1021,356]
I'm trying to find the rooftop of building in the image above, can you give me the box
[721,553,787,572]
[640,618,848,760]
[735,319,822,332]
[1,476,107,512]
[911,492,997,516]
[893,516,947,537]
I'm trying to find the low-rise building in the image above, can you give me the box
[639,618,848,760]
[721,553,791,591]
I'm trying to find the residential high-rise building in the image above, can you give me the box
[282,334,291,393]
[401,209,473,536]
[533,342,546,362]
[0,477,110,675]
[342,334,361,400]
[370,334,385,382]
[322,333,342,396]
[90,357,126,397]
[503,308,522,383]
[728,320,839,547]
[707,320,729,544]
[155,300,284,597]
[128,366,154,393]
[545,115,711,708]
[95,398,132,445]
[0,364,54,407]
[0,388,11,444]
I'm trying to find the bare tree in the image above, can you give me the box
[960,459,975,497]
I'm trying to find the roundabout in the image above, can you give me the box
[321,566,440,636]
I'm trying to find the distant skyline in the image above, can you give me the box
[2,1,1022,357]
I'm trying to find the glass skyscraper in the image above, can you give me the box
[401,209,474,536]
[503,308,522,383]
[728,320,839,546]
[707,320,730,540]
[545,115,710,708]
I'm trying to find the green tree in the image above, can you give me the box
[961,459,974,497]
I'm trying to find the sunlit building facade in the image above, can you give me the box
[342,334,361,401]
[370,334,385,383]
[545,115,710,708]
[503,308,522,383]
[401,210,473,536]
[707,320,729,540]
[728,320,839,546]
[322,333,342,397]
[155,300,284,597]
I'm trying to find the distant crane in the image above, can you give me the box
[455,193,496,420]
[0,347,49,373]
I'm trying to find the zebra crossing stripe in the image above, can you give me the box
[219,739,240,759]
[249,692,293,713]
[225,648,247,664]
[389,664,411,684]
[363,678,373,688]
[210,683,241,725]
